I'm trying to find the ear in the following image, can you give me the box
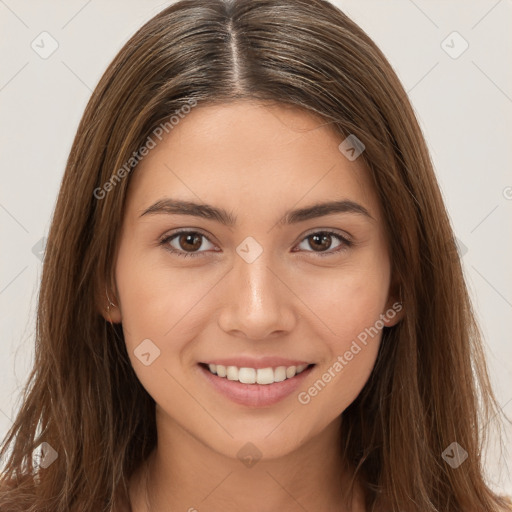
[382,277,405,328]
[96,280,122,324]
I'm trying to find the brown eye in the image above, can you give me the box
[308,233,333,252]
[160,231,216,258]
[295,231,352,256]
[177,233,203,252]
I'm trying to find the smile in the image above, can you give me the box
[204,363,311,385]
[197,362,316,407]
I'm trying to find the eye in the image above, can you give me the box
[159,230,217,258]
[294,231,353,256]
[159,229,353,259]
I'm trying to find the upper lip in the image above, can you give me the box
[201,357,313,369]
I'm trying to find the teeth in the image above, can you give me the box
[205,363,310,385]
[286,366,296,379]
[256,367,273,384]
[274,366,287,382]
[239,367,256,384]
[227,366,238,381]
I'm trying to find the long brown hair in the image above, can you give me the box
[0,0,510,510]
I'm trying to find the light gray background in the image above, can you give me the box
[1,0,511,495]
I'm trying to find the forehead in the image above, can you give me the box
[125,100,381,223]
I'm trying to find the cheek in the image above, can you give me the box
[293,256,389,408]
[295,281,387,425]
[292,255,390,345]
[315,296,384,398]
[113,246,195,405]
[297,334,381,432]
[114,241,222,373]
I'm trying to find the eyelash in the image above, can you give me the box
[159,229,353,259]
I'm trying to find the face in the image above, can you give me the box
[106,100,402,460]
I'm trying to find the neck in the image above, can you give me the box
[129,411,365,512]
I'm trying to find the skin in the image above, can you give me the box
[103,100,403,512]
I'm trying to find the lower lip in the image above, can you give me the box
[198,364,315,407]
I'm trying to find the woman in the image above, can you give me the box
[0,0,510,510]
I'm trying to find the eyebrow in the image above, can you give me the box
[139,198,374,226]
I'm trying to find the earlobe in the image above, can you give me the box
[98,285,122,324]
[382,281,405,327]
[381,274,405,327]
[382,299,404,327]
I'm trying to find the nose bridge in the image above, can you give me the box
[218,241,295,338]
[235,245,282,313]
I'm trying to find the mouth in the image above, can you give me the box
[197,362,316,407]
[199,362,314,385]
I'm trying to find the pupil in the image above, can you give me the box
[181,233,201,251]
[310,233,330,251]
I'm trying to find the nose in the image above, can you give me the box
[217,249,298,340]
